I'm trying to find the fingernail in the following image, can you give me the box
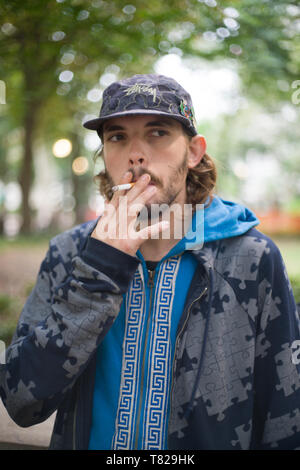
[141,174,150,181]
[147,185,157,193]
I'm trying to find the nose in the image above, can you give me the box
[129,155,145,166]
[128,135,147,167]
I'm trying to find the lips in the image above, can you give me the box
[132,179,155,185]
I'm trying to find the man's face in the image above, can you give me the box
[102,114,190,211]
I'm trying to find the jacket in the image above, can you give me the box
[1,218,300,450]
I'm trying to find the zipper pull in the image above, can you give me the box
[147,269,155,287]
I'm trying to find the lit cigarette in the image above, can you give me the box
[112,183,135,192]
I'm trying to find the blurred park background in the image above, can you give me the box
[0,0,300,346]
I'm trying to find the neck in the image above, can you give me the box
[139,237,178,262]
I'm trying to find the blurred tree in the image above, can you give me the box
[0,0,299,232]
[201,98,300,212]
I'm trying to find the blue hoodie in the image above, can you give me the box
[88,196,259,450]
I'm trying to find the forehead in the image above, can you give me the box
[102,114,182,132]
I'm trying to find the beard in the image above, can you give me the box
[99,148,189,223]
[140,148,188,214]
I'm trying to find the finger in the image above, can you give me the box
[110,171,133,207]
[121,185,157,227]
[119,185,157,237]
[125,173,152,201]
[132,183,157,208]
[133,220,170,241]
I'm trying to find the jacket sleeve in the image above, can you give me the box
[0,235,139,427]
[251,237,300,449]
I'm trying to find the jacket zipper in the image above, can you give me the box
[134,268,155,449]
[167,286,208,439]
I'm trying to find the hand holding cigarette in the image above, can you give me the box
[91,171,169,256]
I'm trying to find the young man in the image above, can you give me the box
[1,74,300,450]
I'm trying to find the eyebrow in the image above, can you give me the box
[103,124,125,133]
[145,119,175,128]
[103,118,175,133]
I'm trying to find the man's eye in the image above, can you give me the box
[108,134,124,142]
[151,129,167,137]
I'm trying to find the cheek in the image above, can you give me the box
[104,154,126,178]
[163,141,187,164]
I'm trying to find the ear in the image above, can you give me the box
[187,135,207,169]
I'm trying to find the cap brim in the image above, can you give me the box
[83,109,197,135]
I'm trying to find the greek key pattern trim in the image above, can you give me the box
[112,270,145,449]
[142,256,181,449]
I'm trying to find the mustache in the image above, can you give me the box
[126,168,162,187]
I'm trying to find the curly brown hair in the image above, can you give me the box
[93,128,217,211]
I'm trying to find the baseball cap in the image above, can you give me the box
[83,73,197,137]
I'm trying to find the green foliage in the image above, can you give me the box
[0,321,16,347]
[0,0,299,232]
[290,276,300,305]
[0,294,14,316]
[203,98,300,210]
[0,294,19,345]
[1,0,298,130]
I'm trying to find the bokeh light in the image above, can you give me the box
[72,156,89,175]
[52,139,72,158]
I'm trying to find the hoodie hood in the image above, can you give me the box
[203,196,259,242]
[167,195,260,256]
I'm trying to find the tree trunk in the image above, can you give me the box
[70,132,85,226]
[19,105,36,234]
